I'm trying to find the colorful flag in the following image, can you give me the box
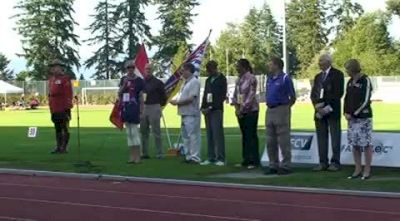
[134,44,149,79]
[164,33,210,103]
[109,100,124,130]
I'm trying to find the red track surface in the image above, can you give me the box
[0,174,399,221]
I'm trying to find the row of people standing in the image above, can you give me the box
[169,57,296,173]
[114,55,373,179]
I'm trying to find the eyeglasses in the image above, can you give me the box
[127,66,135,69]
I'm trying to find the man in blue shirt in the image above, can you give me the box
[264,57,296,175]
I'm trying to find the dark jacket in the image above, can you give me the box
[310,67,345,120]
[143,75,167,106]
[344,74,373,119]
[201,73,227,111]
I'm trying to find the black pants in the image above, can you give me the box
[315,117,341,166]
[238,111,260,166]
[51,110,71,149]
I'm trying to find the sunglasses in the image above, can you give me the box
[127,66,135,69]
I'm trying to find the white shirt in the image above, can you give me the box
[177,76,201,116]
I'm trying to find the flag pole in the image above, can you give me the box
[282,0,288,74]
[161,113,173,151]
[73,94,92,168]
[165,30,212,156]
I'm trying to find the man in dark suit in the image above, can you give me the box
[310,54,344,171]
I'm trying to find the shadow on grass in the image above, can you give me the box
[0,126,400,192]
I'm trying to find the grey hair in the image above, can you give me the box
[319,54,333,64]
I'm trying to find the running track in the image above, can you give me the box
[0,174,399,221]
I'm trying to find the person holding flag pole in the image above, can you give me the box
[170,62,201,164]
[166,31,211,162]
[110,44,174,161]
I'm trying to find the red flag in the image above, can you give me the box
[134,44,149,78]
[110,100,123,130]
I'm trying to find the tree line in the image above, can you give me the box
[0,0,399,82]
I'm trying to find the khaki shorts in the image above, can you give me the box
[125,123,141,146]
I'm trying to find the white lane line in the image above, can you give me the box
[0,182,399,217]
[0,196,260,221]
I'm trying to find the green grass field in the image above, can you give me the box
[0,103,400,192]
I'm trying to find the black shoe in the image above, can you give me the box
[141,155,150,159]
[264,168,278,175]
[347,172,362,179]
[361,174,371,180]
[278,168,292,175]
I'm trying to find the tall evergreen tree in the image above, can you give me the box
[213,23,243,76]
[240,4,281,74]
[84,0,122,79]
[326,0,364,40]
[114,0,152,59]
[15,70,30,82]
[0,53,14,81]
[153,0,199,60]
[387,0,400,17]
[333,12,400,76]
[286,0,328,78]
[213,4,281,76]
[13,0,80,80]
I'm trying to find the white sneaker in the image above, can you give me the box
[200,160,212,166]
[214,161,225,166]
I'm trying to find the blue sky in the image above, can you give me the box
[0,0,399,79]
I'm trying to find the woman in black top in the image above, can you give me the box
[343,59,373,180]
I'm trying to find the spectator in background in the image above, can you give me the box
[310,54,345,171]
[140,63,167,159]
[344,59,373,180]
[119,60,145,164]
[231,59,260,170]
[264,57,296,175]
[48,59,73,154]
[170,63,201,164]
[30,97,40,109]
[200,60,227,166]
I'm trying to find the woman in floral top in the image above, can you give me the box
[231,59,260,169]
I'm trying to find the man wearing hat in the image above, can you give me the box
[48,59,73,154]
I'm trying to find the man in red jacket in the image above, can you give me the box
[48,59,73,154]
